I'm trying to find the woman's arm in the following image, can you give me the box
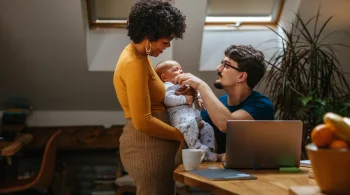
[123,59,184,141]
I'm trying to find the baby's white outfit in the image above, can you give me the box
[164,82,216,161]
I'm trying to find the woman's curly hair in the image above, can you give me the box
[127,0,186,43]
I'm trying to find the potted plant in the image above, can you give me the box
[261,9,350,158]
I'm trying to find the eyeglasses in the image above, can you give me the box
[220,60,241,72]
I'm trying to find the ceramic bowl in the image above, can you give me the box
[306,144,350,194]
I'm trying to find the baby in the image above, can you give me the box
[155,60,217,161]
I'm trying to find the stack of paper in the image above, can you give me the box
[300,160,311,167]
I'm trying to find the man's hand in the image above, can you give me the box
[173,73,205,90]
[185,95,193,106]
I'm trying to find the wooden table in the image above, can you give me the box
[0,133,33,157]
[174,162,317,195]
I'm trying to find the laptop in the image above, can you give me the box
[223,120,303,169]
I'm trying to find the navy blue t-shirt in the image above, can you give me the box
[200,91,274,153]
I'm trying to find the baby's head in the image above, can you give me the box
[155,60,183,82]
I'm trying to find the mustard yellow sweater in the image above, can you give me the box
[113,44,184,142]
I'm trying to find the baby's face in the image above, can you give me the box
[162,63,183,82]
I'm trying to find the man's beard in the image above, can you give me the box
[214,81,223,89]
[214,72,223,89]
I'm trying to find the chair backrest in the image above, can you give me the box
[32,130,62,189]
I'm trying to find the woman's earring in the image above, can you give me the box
[145,42,152,55]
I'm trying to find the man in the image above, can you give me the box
[173,45,274,155]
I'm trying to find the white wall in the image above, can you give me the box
[0,0,120,112]
[172,0,207,74]
[200,29,279,71]
[88,29,173,71]
[298,0,350,84]
[199,0,301,71]
[83,0,173,71]
[87,0,300,72]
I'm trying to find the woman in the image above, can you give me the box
[113,0,186,194]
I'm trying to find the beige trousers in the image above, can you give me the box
[119,112,180,195]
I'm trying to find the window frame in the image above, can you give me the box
[204,0,285,27]
[86,0,127,29]
[86,0,285,29]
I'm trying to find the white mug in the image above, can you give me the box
[182,149,205,171]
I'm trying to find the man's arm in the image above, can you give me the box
[173,73,253,132]
[197,83,253,132]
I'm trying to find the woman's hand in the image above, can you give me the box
[173,73,205,90]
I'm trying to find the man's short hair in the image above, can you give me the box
[224,45,266,89]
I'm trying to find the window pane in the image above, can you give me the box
[94,0,135,20]
[207,0,277,17]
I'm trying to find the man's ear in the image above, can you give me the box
[237,72,248,83]
[161,74,167,82]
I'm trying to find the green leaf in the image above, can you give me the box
[301,97,312,105]
[314,98,326,106]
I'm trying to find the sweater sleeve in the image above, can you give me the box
[122,60,184,141]
[164,82,186,107]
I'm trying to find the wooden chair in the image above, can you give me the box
[0,130,62,194]
[115,152,189,195]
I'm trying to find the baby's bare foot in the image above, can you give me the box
[205,151,218,162]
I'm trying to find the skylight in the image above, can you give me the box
[86,0,284,29]
[205,0,284,26]
[205,16,273,23]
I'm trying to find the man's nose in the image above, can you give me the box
[216,64,222,72]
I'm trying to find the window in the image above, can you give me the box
[86,0,284,29]
[86,0,134,29]
[205,0,285,27]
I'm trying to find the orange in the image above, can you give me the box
[329,139,348,149]
[311,124,334,147]
[332,133,343,140]
[327,123,337,132]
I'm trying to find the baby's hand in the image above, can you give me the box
[185,95,193,106]
[175,85,198,97]
[198,121,204,130]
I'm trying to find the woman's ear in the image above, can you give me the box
[144,37,152,55]
[145,37,152,45]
